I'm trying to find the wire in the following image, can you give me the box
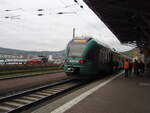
[57,11,76,14]
[4,8,23,12]
[0,15,20,20]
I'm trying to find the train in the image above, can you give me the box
[64,37,130,79]
[26,59,43,64]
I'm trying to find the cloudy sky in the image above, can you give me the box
[0,0,134,52]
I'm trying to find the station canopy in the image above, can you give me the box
[83,0,150,49]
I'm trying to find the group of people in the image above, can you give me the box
[123,59,145,78]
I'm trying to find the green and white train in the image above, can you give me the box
[64,37,128,79]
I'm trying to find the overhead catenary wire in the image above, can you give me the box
[58,0,102,33]
[0,15,20,19]
[0,3,79,18]
[0,0,84,20]
[58,0,135,51]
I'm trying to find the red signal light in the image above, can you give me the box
[79,60,85,64]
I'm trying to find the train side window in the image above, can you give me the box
[101,50,103,63]
[87,48,96,61]
[104,51,106,63]
[99,49,103,63]
[98,50,101,62]
[106,51,108,62]
[107,51,109,62]
[108,52,110,62]
[104,50,107,63]
[103,49,106,63]
[87,52,93,60]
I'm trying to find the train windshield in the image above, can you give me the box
[68,42,86,57]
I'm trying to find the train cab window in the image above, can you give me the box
[68,42,86,57]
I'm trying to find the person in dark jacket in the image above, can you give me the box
[133,59,139,75]
[139,60,145,74]
[128,61,133,75]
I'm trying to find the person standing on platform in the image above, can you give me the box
[128,61,133,76]
[133,59,139,75]
[139,60,145,74]
[123,59,129,78]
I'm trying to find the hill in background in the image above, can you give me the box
[0,47,64,58]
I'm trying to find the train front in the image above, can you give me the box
[64,39,93,79]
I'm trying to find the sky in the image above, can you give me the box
[0,0,134,52]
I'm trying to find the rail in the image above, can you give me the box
[0,70,64,80]
[0,78,81,113]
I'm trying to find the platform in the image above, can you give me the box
[31,71,150,113]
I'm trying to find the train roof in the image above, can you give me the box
[71,37,112,52]
[72,37,93,42]
[94,38,111,49]
[72,37,110,47]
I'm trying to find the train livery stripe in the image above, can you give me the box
[51,71,123,113]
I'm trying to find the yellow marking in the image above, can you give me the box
[73,40,87,43]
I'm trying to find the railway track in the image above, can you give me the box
[0,70,63,80]
[0,78,82,113]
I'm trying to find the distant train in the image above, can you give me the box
[64,37,130,79]
[26,59,43,64]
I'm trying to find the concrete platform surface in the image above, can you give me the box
[31,72,150,113]
[62,73,150,113]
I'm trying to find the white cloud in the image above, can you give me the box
[0,0,133,52]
